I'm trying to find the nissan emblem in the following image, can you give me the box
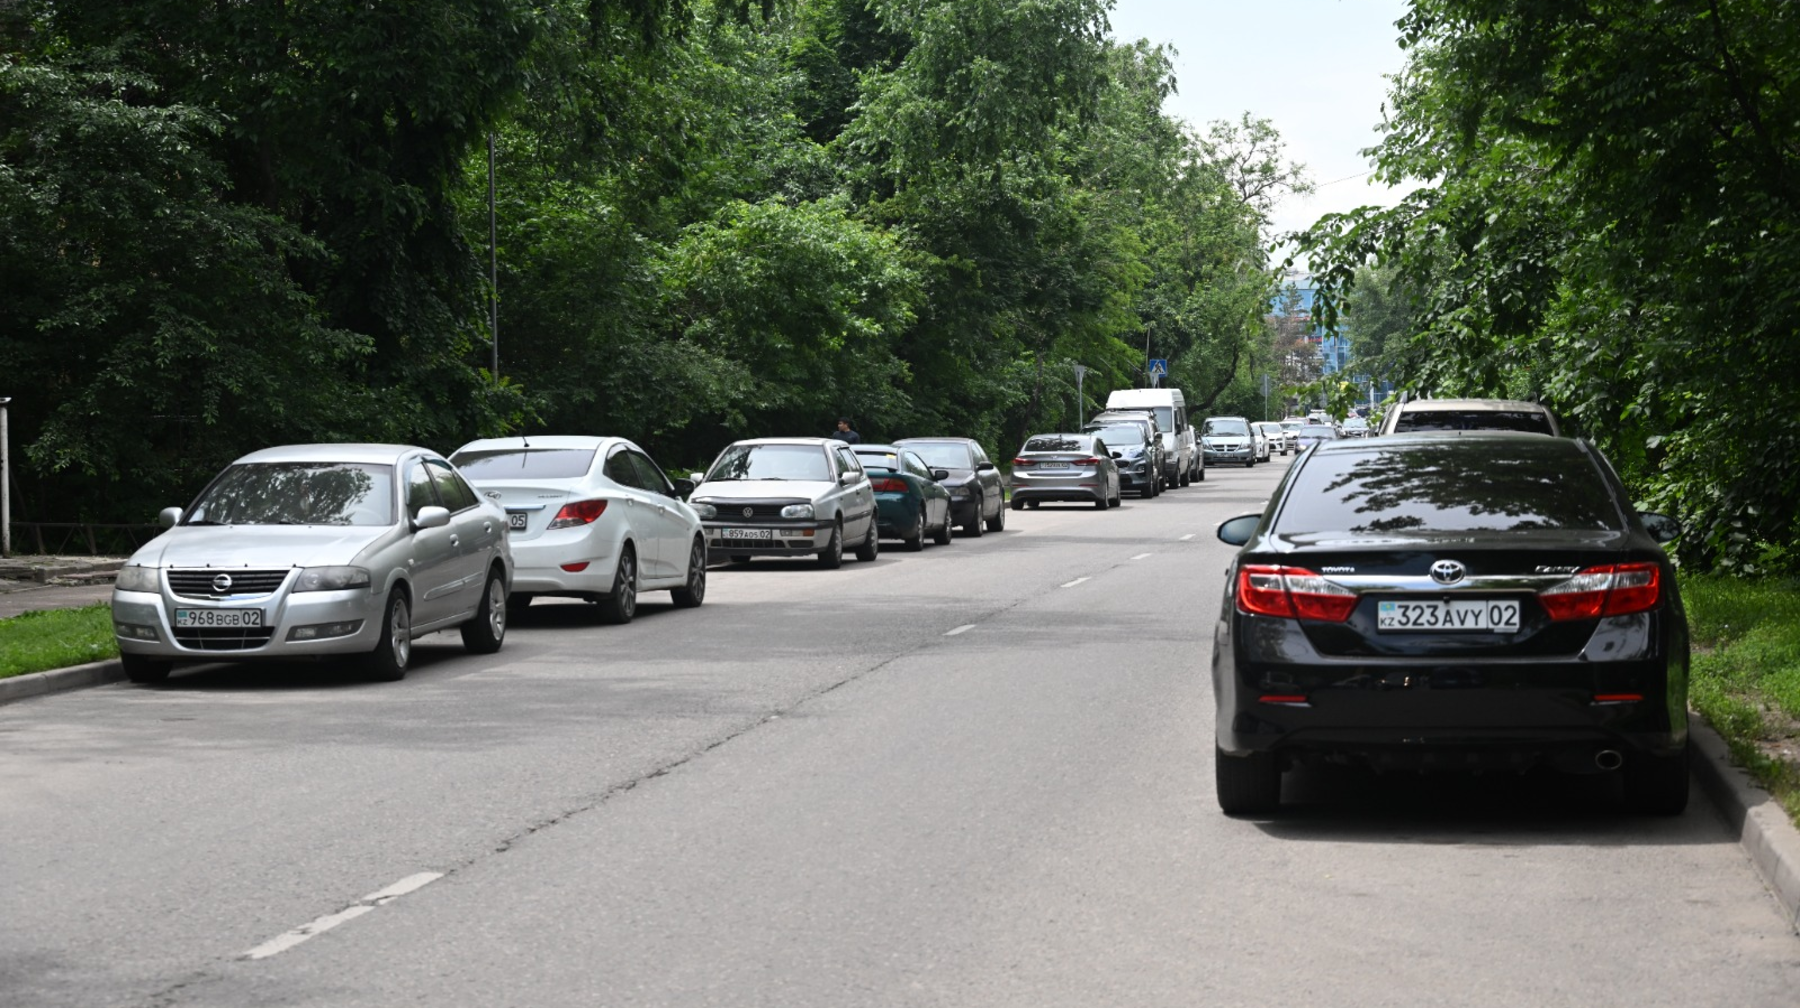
[212,573,234,593]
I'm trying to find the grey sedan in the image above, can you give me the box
[111,444,513,684]
[1007,433,1122,510]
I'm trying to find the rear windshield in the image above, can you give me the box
[854,450,901,472]
[1024,435,1087,453]
[902,442,974,469]
[451,448,596,480]
[1394,410,1554,434]
[1278,441,1621,535]
[1085,424,1144,445]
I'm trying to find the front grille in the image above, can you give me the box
[173,626,278,651]
[167,569,292,598]
[713,502,803,520]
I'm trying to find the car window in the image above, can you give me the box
[904,442,975,469]
[1023,435,1085,453]
[451,448,597,479]
[902,451,934,479]
[628,452,674,495]
[186,462,396,527]
[835,446,864,478]
[854,449,902,472]
[405,461,439,518]
[1395,409,1556,434]
[426,459,480,512]
[603,449,642,489]
[706,444,832,481]
[1277,440,1622,536]
[1087,424,1145,446]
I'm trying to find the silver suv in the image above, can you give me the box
[111,444,513,684]
[688,438,880,568]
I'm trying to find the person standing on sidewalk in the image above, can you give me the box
[830,418,861,444]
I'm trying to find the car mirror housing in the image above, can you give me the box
[932,469,950,481]
[1639,511,1682,544]
[976,461,996,471]
[1111,451,1123,459]
[671,477,696,498]
[689,471,706,483]
[158,507,183,528]
[839,471,860,485]
[1216,513,1263,546]
[414,505,451,530]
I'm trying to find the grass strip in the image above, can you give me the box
[0,604,118,680]
[1681,573,1800,825]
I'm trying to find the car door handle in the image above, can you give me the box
[449,535,460,547]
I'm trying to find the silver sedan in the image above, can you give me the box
[1008,433,1122,510]
[111,444,512,684]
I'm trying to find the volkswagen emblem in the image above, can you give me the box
[742,506,755,518]
[1429,559,1467,585]
[484,491,502,501]
[212,573,234,593]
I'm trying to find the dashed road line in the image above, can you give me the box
[242,872,444,961]
[944,624,976,636]
[1179,533,1196,541]
[1060,577,1090,588]
[1130,553,1152,560]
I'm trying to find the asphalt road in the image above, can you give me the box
[4,455,1798,1007]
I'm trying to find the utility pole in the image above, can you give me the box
[1072,364,1089,427]
[488,132,499,384]
[1,397,11,557]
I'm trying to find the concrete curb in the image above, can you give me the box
[1690,717,1800,934]
[0,659,125,707]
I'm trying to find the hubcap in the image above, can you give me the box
[392,598,411,668]
[620,555,636,617]
[488,578,506,637]
[689,544,706,600]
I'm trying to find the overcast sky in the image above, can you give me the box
[1106,0,1414,261]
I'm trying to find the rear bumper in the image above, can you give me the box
[874,496,922,536]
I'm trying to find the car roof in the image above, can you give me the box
[727,437,838,448]
[894,436,977,445]
[232,443,434,466]
[1395,398,1551,413]
[452,435,624,453]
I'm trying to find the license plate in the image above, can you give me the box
[175,608,264,629]
[722,528,772,540]
[507,512,529,530]
[1378,599,1520,632]
[1036,462,1071,470]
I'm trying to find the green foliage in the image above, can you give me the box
[0,605,116,679]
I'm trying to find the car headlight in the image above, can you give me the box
[692,501,718,520]
[115,566,160,593]
[293,566,372,593]
[781,503,814,520]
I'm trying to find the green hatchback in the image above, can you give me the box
[850,445,955,552]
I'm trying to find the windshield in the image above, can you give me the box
[706,444,831,482]
[1342,417,1368,429]
[186,463,394,526]
[1088,424,1145,446]
[902,442,974,469]
[1204,418,1250,437]
[451,448,596,480]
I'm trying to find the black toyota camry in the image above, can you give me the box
[1211,432,1689,816]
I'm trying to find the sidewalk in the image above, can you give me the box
[0,555,124,619]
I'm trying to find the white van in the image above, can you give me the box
[1104,388,1202,485]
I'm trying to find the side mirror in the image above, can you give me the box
[1110,451,1122,459]
[159,507,183,528]
[932,469,950,481]
[671,477,696,498]
[1639,511,1682,544]
[839,471,861,485]
[689,472,706,483]
[975,461,996,471]
[414,505,451,530]
[1217,513,1263,546]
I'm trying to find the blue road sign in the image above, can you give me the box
[1148,358,1168,376]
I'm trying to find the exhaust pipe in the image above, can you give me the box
[1594,749,1624,771]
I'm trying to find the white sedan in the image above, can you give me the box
[450,436,707,622]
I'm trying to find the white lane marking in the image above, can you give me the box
[944,624,976,636]
[1060,577,1090,588]
[242,871,445,961]
[1131,553,1152,560]
[1179,533,1196,541]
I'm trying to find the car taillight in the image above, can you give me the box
[870,477,908,493]
[547,499,608,529]
[1012,458,1034,467]
[1236,565,1357,622]
[1073,456,1103,465]
[1538,562,1661,620]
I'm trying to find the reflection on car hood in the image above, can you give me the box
[1277,528,1627,550]
[693,480,837,502]
[128,525,395,569]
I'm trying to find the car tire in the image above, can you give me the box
[962,496,985,537]
[903,511,926,551]
[1179,467,1191,487]
[671,537,707,608]
[1624,742,1690,816]
[1109,485,1122,507]
[854,520,880,562]
[597,546,638,624]
[932,508,954,544]
[985,498,1006,532]
[817,522,844,569]
[1139,480,1155,500]
[459,566,507,654]
[1195,462,1206,482]
[1093,493,1108,510]
[121,653,172,685]
[1009,498,1025,512]
[362,589,411,682]
[1246,455,1256,468]
[1215,746,1281,815]
[1026,500,1040,509]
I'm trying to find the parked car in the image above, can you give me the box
[1105,387,1202,485]
[1293,421,1339,450]
[688,438,879,568]
[1085,412,1164,495]
[1339,416,1370,438]
[111,444,513,683]
[1008,433,1122,510]
[851,445,954,551]
[1201,416,1259,467]
[1377,397,1562,437]
[1083,417,1161,498]
[1210,432,1689,816]
[893,437,1008,535]
[450,436,706,621]
[1254,421,1294,456]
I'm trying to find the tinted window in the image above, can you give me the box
[1023,435,1087,453]
[854,450,902,472]
[1276,441,1622,536]
[603,449,643,488]
[405,462,439,518]
[902,451,934,479]
[628,452,673,495]
[707,444,831,481]
[904,442,975,469]
[836,446,863,477]
[427,459,480,511]
[1394,410,1555,434]
[187,463,395,526]
[451,448,597,480]
[1087,424,1146,446]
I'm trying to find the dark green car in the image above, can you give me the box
[850,445,954,551]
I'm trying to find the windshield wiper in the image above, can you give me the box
[184,519,229,526]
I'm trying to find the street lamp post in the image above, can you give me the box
[1,396,11,558]
[1072,364,1089,427]
[488,132,499,384]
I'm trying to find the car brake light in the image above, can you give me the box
[870,477,908,493]
[547,499,608,529]
[1073,456,1103,465]
[1539,562,1661,621]
[1012,458,1034,467]
[1236,565,1357,622]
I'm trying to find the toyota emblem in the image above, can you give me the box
[1429,560,1466,585]
[212,573,234,593]
[742,506,754,518]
